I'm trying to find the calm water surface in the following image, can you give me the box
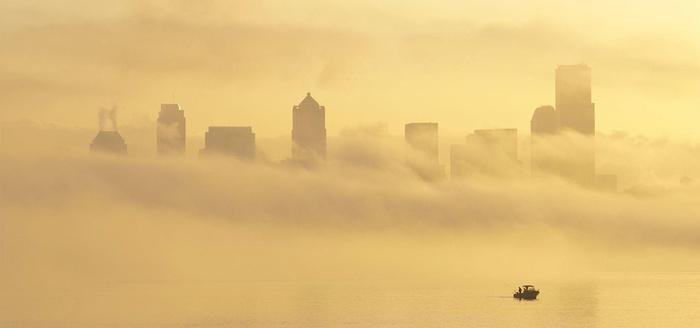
[2,273,699,327]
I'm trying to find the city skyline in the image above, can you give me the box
[1,1,698,326]
[2,59,690,194]
[1,1,697,138]
[86,64,612,189]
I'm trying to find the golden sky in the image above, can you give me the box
[1,0,698,138]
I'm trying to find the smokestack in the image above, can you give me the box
[109,106,118,131]
[98,107,118,131]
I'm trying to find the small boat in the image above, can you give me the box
[513,285,539,300]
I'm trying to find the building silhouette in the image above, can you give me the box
[556,64,596,187]
[90,131,127,156]
[91,108,126,156]
[157,104,186,156]
[200,126,255,161]
[405,123,443,180]
[556,64,595,135]
[531,105,558,135]
[530,105,558,177]
[452,128,521,179]
[292,92,326,163]
[529,64,598,187]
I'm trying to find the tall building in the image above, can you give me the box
[529,65,598,186]
[455,128,521,178]
[530,105,558,177]
[556,64,595,135]
[555,64,596,186]
[531,105,558,135]
[157,104,186,156]
[90,131,127,156]
[292,92,326,162]
[200,126,255,161]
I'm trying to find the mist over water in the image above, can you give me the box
[2,117,699,328]
[2,273,699,327]
[1,126,698,290]
[2,118,700,328]
[1,135,699,326]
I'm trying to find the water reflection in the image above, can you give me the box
[554,281,599,327]
[2,274,699,327]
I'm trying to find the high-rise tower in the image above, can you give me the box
[555,64,595,186]
[556,64,595,135]
[530,105,558,177]
[157,104,186,156]
[292,92,326,162]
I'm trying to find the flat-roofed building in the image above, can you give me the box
[200,126,255,161]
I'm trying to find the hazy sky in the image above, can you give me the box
[1,0,698,138]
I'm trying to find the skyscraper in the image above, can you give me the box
[200,126,255,161]
[531,105,558,135]
[292,92,326,162]
[555,64,596,186]
[556,64,595,135]
[157,104,186,156]
[530,105,558,177]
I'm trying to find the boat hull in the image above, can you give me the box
[513,291,539,300]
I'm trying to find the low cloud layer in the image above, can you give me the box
[1,125,698,291]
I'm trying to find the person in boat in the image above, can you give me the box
[518,287,522,294]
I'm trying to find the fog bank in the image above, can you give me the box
[1,128,698,288]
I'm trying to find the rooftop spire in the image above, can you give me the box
[299,92,319,107]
